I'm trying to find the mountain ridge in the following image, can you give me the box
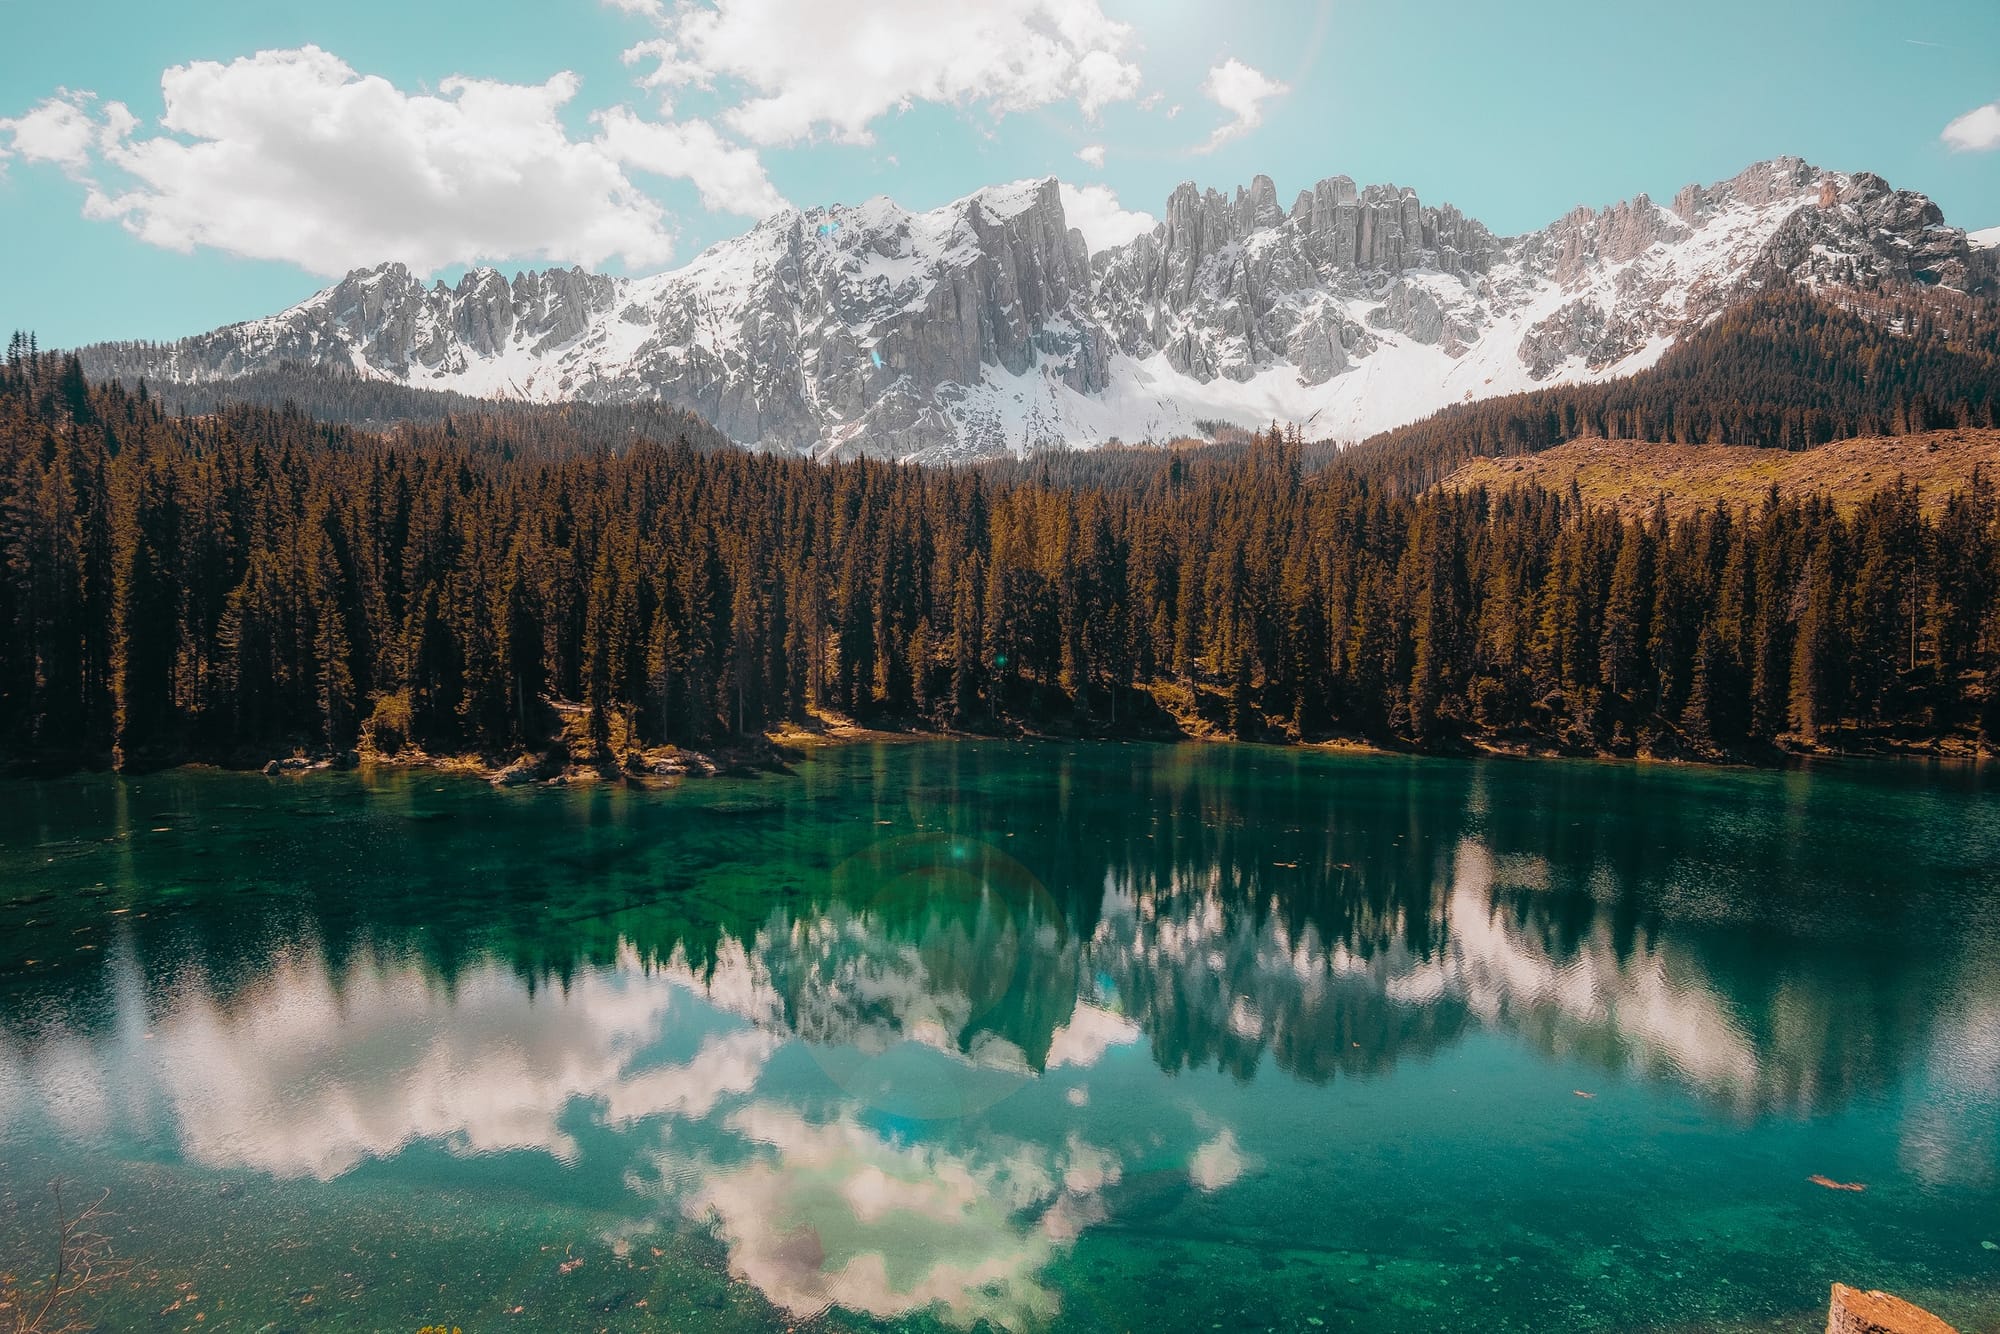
[80,157,1994,459]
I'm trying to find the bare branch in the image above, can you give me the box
[3,1180,130,1334]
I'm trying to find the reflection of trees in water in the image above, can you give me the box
[3,745,1992,1117]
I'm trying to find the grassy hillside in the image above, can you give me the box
[1440,429,2000,518]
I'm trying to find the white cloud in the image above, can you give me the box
[1075,144,1106,169]
[1943,100,2000,152]
[1058,183,1155,253]
[1197,57,1289,152]
[624,0,1143,147]
[621,38,683,109]
[27,47,680,275]
[595,108,788,217]
[5,47,799,277]
[0,91,108,176]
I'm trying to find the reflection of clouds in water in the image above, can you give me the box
[0,923,1242,1331]
[146,942,686,1179]
[1899,981,2000,1189]
[0,938,730,1179]
[1188,1128,1246,1192]
[1437,842,1762,1099]
[1090,840,1785,1106]
[661,935,787,1027]
[602,1027,786,1126]
[1046,1003,1140,1068]
[2,1031,114,1143]
[0,921,1148,1187]
[72,812,1923,1325]
[680,1103,1117,1331]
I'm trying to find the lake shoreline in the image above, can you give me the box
[6,710,1988,787]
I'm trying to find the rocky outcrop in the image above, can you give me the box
[1517,299,1652,378]
[81,159,1989,460]
[1825,1283,1959,1334]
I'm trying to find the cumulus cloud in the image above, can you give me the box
[0,91,111,175]
[595,108,788,217]
[7,46,793,277]
[1075,144,1106,169]
[92,48,679,273]
[1058,183,1155,254]
[622,0,1143,146]
[1197,57,1289,152]
[1943,99,2000,152]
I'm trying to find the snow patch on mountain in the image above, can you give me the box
[1971,226,2000,252]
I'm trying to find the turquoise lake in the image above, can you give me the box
[1,742,1997,1331]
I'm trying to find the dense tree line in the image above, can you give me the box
[1348,287,2000,487]
[6,332,1999,770]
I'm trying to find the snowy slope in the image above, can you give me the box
[85,159,1988,460]
[1971,226,2000,252]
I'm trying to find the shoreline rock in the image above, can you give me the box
[1826,1284,1959,1334]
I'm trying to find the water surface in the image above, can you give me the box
[1,743,1997,1332]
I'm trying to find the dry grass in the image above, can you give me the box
[1440,430,2000,520]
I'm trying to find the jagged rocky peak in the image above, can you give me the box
[322,261,424,326]
[1091,171,1505,391]
[1671,154,1822,219]
[80,157,1988,461]
[285,260,621,378]
[1138,171,1498,279]
[1519,193,1690,286]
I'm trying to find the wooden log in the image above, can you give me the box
[1826,1284,1959,1334]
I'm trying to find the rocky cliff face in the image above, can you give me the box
[83,158,1988,459]
[1089,174,1498,391]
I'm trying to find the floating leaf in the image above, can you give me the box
[1809,1175,1865,1192]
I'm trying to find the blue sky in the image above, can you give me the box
[2,0,1997,348]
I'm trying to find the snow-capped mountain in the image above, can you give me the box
[83,158,1992,459]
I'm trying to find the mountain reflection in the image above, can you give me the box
[1,744,1990,1119]
[1,742,1997,1324]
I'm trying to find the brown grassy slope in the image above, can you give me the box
[1438,430,2000,519]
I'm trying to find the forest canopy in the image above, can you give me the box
[6,291,2000,772]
